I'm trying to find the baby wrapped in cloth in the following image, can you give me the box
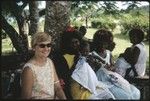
[71,57,115,99]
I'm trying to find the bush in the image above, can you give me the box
[71,20,83,28]
[91,19,102,28]
[91,17,116,31]
[120,14,149,38]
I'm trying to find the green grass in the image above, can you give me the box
[2,38,15,53]
[85,28,97,39]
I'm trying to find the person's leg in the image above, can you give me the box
[109,86,131,99]
[130,84,140,99]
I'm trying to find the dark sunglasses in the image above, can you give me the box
[37,43,52,48]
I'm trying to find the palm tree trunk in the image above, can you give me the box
[44,1,71,51]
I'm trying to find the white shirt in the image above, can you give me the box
[129,42,148,77]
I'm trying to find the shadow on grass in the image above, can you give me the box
[114,33,130,41]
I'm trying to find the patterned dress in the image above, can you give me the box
[21,58,55,99]
[92,50,141,100]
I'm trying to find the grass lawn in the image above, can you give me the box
[2,38,15,53]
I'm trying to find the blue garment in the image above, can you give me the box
[96,67,140,100]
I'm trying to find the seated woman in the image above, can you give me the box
[50,28,83,99]
[21,32,66,99]
[91,29,140,100]
[70,41,115,100]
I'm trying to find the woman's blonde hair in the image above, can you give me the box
[31,32,52,48]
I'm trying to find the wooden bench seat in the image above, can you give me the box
[126,75,149,100]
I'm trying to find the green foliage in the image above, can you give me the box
[101,1,119,15]
[124,1,141,13]
[2,30,7,39]
[91,19,102,28]
[71,20,83,28]
[91,16,116,31]
[120,14,149,37]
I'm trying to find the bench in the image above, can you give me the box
[126,75,149,100]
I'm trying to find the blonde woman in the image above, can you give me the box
[21,32,66,99]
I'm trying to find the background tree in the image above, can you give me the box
[1,1,28,56]
[124,1,142,17]
[100,1,119,15]
[70,1,99,28]
[29,1,39,36]
[1,0,40,60]
[124,1,141,12]
[44,1,71,51]
[70,1,119,28]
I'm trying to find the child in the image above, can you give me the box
[80,41,104,72]
[71,57,116,100]
[125,28,148,78]
[80,41,90,57]
[70,40,115,99]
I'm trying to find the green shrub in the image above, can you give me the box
[71,20,83,28]
[91,17,116,31]
[120,14,149,38]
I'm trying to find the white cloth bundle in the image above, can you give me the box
[71,57,115,99]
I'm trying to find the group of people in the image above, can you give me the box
[20,26,148,100]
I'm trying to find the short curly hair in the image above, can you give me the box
[129,28,144,43]
[61,30,82,53]
[92,29,113,51]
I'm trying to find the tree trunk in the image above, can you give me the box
[29,1,39,36]
[10,1,29,50]
[85,16,88,28]
[44,1,71,51]
[1,15,28,55]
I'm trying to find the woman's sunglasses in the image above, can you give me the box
[37,43,52,48]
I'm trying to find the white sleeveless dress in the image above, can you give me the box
[21,58,55,99]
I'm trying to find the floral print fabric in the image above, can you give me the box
[22,58,55,99]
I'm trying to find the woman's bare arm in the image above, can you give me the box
[21,67,33,99]
[131,46,140,65]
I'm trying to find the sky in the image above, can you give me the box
[24,1,149,10]
[115,1,149,10]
